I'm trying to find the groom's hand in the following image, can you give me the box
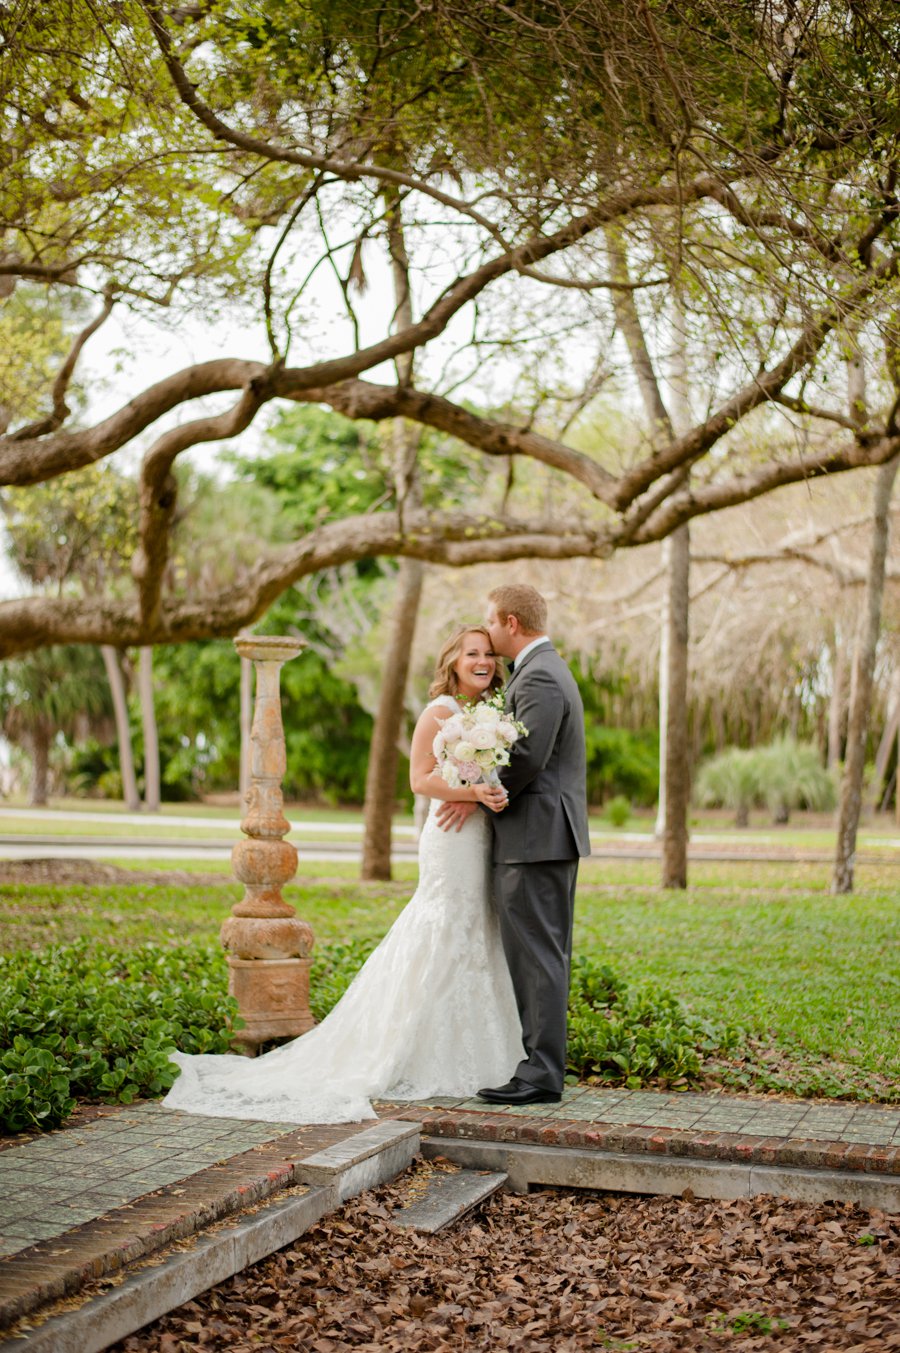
[435,801,478,832]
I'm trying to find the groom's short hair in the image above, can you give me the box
[489,584,547,635]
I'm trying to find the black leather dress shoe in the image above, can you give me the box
[477,1077,562,1106]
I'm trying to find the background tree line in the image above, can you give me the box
[2,0,899,892]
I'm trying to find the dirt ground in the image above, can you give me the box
[0,859,229,887]
[116,1162,899,1352]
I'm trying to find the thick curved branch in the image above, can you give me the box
[0,358,268,486]
[132,372,276,627]
[0,510,616,657]
[290,377,615,500]
[631,433,900,542]
[0,171,730,489]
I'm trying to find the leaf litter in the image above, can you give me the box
[114,1161,898,1351]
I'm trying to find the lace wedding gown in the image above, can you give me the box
[162,697,525,1123]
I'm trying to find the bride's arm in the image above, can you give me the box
[409,708,506,808]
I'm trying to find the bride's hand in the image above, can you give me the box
[473,783,508,812]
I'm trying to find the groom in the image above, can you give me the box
[438,583,591,1105]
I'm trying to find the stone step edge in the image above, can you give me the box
[0,1120,419,1334]
[412,1111,900,1175]
[422,1136,900,1212]
[391,1169,509,1234]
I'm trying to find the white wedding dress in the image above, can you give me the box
[162,697,525,1123]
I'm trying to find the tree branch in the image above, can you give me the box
[631,433,900,542]
[291,377,616,499]
[8,289,115,442]
[773,393,859,430]
[613,249,900,510]
[0,509,616,657]
[131,372,276,627]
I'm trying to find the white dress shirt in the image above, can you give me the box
[513,635,551,670]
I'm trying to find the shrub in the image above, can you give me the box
[584,726,659,808]
[0,941,241,1133]
[3,940,740,1132]
[696,737,836,826]
[695,747,760,826]
[754,736,836,823]
[603,795,631,828]
[566,955,738,1090]
[308,937,378,1022]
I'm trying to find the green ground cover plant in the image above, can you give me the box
[0,935,738,1133]
[0,941,241,1132]
[1,858,896,1122]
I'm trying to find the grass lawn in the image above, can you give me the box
[1,855,897,1102]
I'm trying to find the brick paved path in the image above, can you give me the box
[1,1088,899,1338]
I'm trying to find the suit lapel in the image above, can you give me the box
[504,642,555,710]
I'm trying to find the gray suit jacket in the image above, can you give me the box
[491,643,591,865]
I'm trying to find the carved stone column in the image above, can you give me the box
[220,635,315,1052]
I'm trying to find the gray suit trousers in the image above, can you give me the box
[493,857,578,1093]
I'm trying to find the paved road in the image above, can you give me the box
[1,807,898,865]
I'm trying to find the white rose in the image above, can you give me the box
[441,717,465,742]
[497,721,518,742]
[441,763,461,788]
[474,704,501,726]
[474,748,496,767]
[454,740,476,761]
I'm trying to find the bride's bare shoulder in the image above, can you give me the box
[422,695,460,721]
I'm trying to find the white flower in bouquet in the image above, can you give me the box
[435,692,528,788]
[468,727,496,750]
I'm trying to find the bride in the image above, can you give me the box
[162,624,525,1124]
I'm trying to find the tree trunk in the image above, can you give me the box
[832,455,900,893]
[827,633,847,770]
[138,646,160,812]
[661,522,690,887]
[871,667,900,809]
[360,187,425,881]
[654,541,670,841]
[360,556,425,880]
[239,652,253,806]
[101,644,141,811]
[28,724,50,806]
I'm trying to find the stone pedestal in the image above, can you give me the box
[220,635,315,1052]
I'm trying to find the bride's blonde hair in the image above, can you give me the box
[428,624,504,699]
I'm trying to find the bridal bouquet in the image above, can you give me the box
[433,691,528,788]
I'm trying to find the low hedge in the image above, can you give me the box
[1,940,739,1134]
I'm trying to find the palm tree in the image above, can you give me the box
[0,646,110,805]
